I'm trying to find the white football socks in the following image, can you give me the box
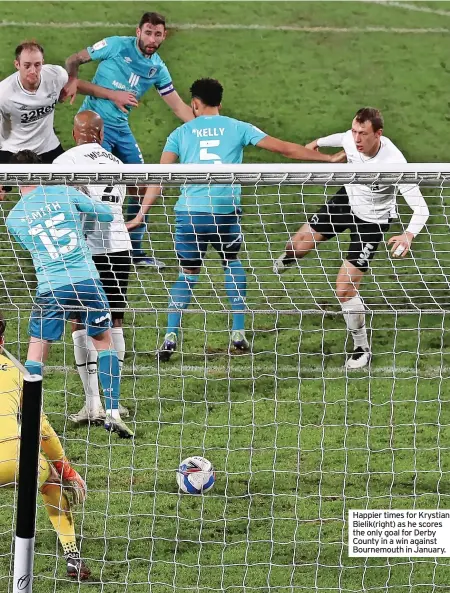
[341,295,369,351]
[72,329,101,412]
[74,326,126,417]
[111,327,125,374]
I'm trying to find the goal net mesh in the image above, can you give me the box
[0,165,449,592]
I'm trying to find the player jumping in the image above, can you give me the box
[273,107,430,369]
[126,78,345,361]
[6,150,134,438]
[54,110,132,424]
[62,11,194,268]
[0,312,90,580]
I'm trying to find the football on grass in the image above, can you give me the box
[176,456,216,494]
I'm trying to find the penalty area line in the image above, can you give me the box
[0,21,448,34]
[366,1,450,18]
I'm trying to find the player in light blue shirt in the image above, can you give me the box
[63,11,193,268]
[6,150,133,438]
[126,78,342,360]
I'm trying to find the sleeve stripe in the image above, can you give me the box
[157,81,174,91]
[159,88,175,97]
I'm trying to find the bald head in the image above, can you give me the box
[73,110,104,145]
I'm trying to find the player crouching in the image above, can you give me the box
[274,108,429,369]
[0,313,90,580]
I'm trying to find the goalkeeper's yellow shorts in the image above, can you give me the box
[0,438,52,489]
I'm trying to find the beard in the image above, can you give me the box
[138,37,158,56]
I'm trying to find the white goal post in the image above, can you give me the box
[1,163,449,591]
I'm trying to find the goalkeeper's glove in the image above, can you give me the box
[53,457,87,506]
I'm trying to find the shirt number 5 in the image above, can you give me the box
[199,140,222,164]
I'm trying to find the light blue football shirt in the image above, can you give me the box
[6,186,113,295]
[80,36,174,129]
[164,115,267,214]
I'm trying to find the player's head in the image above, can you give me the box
[0,312,5,348]
[73,110,104,145]
[9,151,42,194]
[14,41,44,90]
[137,12,166,56]
[352,107,384,154]
[190,78,223,117]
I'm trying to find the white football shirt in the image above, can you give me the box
[317,130,428,235]
[53,143,132,255]
[0,65,68,154]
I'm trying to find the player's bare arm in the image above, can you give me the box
[76,80,138,114]
[62,49,91,104]
[305,139,320,151]
[162,91,194,122]
[126,150,177,229]
[257,136,345,163]
[65,49,91,78]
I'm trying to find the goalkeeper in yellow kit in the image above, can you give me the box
[0,313,90,580]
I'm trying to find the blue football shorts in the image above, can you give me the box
[175,210,243,268]
[102,124,144,164]
[29,279,111,341]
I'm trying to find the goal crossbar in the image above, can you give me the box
[2,163,450,186]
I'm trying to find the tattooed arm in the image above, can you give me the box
[60,49,92,104]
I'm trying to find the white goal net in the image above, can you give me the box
[0,163,449,592]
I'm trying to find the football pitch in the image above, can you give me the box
[1,1,450,591]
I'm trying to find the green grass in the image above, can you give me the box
[1,1,450,591]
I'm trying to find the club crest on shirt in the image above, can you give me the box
[148,67,158,78]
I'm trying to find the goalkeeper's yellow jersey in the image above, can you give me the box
[0,354,64,460]
[0,353,22,441]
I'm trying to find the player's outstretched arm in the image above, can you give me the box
[61,49,92,104]
[76,80,138,114]
[126,185,161,230]
[53,458,87,505]
[306,133,346,151]
[40,413,65,461]
[40,414,86,505]
[256,136,344,162]
[161,91,194,123]
[387,185,430,257]
[126,151,177,230]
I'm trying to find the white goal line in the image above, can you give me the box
[47,363,450,379]
[0,20,448,34]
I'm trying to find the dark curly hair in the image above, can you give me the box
[190,78,223,107]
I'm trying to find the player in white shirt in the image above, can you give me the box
[0,41,67,163]
[274,107,430,370]
[54,110,132,424]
